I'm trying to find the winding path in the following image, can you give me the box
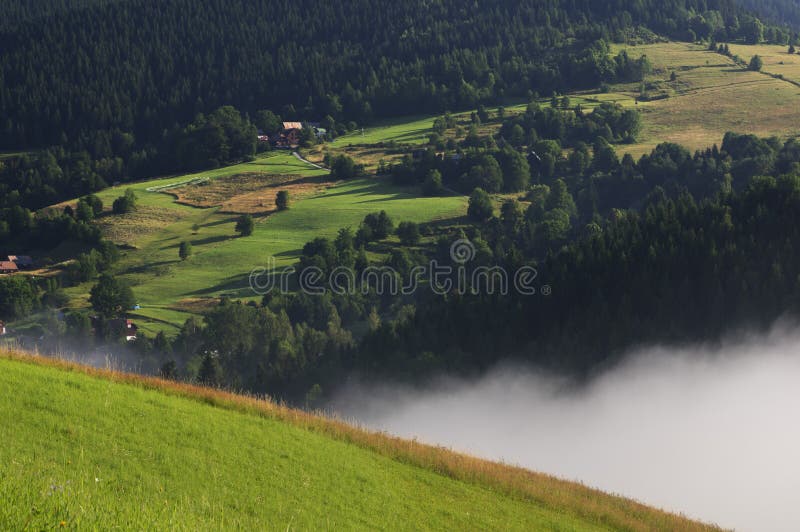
[292,151,327,171]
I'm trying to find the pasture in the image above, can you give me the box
[727,43,800,84]
[608,42,800,157]
[62,151,466,332]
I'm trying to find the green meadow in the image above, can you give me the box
[320,98,637,152]
[0,353,715,531]
[0,356,585,530]
[61,152,466,334]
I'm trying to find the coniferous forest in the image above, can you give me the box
[0,0,793,153]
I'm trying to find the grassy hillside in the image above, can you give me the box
[0,350,717,530]
[53,152,466,334]
[608,42,800,157]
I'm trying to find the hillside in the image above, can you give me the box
[607,41,800,157]
[43,151,466,335]
[0,0,787,151]
[0,349,716,530]
[310,40,800,165]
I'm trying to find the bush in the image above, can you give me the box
[85,194,104,216]
[329,154,364,180]
[396,221,421,245]
[179,241,193,260]
[75,198,95,221]
[467,188,494,221]
[748,55,763,71]
[235,214,254,237]
[362,211,394,240]
[422,170,444,196]
[112,189,137,214]
[276,190,290,210]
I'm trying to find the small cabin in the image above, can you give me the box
[278,121,303,148]
[0,321,6,335]
[0,261,18,274]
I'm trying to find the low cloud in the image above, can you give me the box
[327,322,800,531]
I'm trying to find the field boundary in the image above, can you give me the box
[145,177,210,192]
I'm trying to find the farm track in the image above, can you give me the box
[293,151,327,170]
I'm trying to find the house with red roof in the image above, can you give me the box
[0,261,18,274]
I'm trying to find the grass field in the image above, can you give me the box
[57,151,466,333]
[0,351,717,530]
[304,98,641,171]
[727,43,800,85]
[608,42,800,157]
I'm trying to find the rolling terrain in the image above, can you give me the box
[53,152,466,335]
[608,42,800,157]
[0,349,716,530]
[31,40,799,336]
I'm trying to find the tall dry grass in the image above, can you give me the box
[1,348,721,531]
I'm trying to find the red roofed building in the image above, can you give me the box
[0,261,18,274]
[276,121,303,148]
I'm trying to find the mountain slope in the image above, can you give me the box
[0,350,716,530]
[0,0,784,150]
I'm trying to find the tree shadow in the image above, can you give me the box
[184,273,253,297]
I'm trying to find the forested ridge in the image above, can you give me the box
[0,0,789,152]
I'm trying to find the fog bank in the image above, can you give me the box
[327,324,800,531]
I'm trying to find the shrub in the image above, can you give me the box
[362,211,394,240]
[329,154,364,180]
[179,241,193,260]
[396,221,421,246]
[276,190,290,210]
[467,188,494,221]
[235,214,254,237]
[112,189,137,214]
[422,170,444,196]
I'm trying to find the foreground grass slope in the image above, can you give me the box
[0,351,716,530]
